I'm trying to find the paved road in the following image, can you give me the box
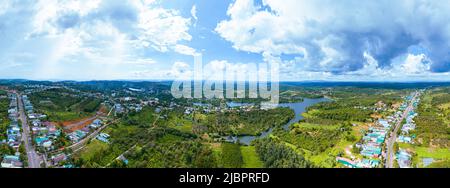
[16,92,42,168]
[385,92,417,168]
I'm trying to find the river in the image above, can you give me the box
[225,97,331,145]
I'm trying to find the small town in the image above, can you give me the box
[337,91,423,168]
[0,84,164,168]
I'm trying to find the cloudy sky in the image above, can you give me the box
[0,0,450,81]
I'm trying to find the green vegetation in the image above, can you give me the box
[413,90,449,148]
[396,89,450,168]
[0,97,10,141]
[307,102,372,122]
[0,92,16,161]
[427,159,450,168]
[78,140,109,163]
[124,138,216,168]
[29,88,101,122]
[195,107,294,136]
[254,137,313,168]
[220,143,243,168]
[210,143,263,168]
[414,147,450,159]
[0,144,15,161]
[265,87,407,167]
[12,80,443,168]
[74,107,215,168]
[275,124,345,153]
[241,146,264,168]
[78,98,102,113]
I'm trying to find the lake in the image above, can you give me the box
[225,97,331,145]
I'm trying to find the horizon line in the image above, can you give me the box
[2,78,450,83]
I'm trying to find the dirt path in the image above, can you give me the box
[62,116,98,132]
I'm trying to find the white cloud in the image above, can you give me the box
[191,5,198,21]
[216,0,450,74]
[169,61,192,78]
[173,44,199,56]
[399,54,431,74]
[27,0,195,64]
[136,6,193,52]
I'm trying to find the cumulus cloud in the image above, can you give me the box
[399,54,431,74]
[216,0,450,75]
[27,0,197,59]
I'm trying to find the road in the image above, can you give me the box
[385,92,417,168]
[16,92,42,168]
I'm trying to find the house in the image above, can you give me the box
[1,155,23,168]
[47,125,60,137]
[115,104,124,114]
[361,146,382,158]
[42,140,53,148]
[32,127,41,134]
[378,119,391,128]
[336,157,357,168]
[32,119,41,127]
[68,130,88,143]
[8,108,17,114]
[93,119,102,126]
[35,136,49,146]
[68,134,80,142]
[96,133,110,143]
[396,150,412,168]
[51,154,67,165]
[397,135,412,143]
[89,123,100,129]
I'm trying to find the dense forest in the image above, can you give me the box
[194,107,294,136]
[254,138,313,168]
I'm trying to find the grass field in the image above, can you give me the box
[79,140,109,162]
[438,102,450,110]
[398,142,449,167]
[240,146,264,168]
[221,143,243,168]
[415,147,450,159]
[167,115,193,133]
[46,111,91,123]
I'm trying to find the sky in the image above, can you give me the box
[0,0,450,81]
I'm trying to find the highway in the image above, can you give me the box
[16,92,42,168]
[385,92,418,168]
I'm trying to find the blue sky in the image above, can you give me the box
[0,0,449,81]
